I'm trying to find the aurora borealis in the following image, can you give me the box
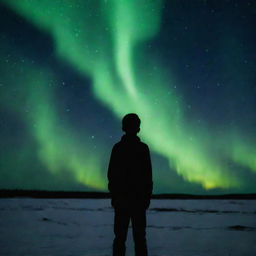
[0,0,255,194]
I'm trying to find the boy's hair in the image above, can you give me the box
[122,113,141,133]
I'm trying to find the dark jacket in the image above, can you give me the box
[108,134,153,209]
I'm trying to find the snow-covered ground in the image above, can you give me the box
[0,198,255,256]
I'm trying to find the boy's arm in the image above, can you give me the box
[107,145,117,195]
[145,145,153,197]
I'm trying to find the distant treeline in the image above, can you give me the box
[0,189,256,199]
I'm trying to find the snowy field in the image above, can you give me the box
[0,198,255,256]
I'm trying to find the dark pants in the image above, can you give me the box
[113,207,148,256]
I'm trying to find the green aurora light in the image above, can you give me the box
[1,0,256,192]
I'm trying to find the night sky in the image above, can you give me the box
[0,0,255,194]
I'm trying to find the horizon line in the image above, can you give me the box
[0,189,256,199]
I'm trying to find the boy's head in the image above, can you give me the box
[122,113,141,135]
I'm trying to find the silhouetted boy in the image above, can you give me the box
[108,113,153,256]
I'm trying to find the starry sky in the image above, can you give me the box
[0,0,255,194]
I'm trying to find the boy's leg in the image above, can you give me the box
[131,208,148,256]
[113,208,130,256]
